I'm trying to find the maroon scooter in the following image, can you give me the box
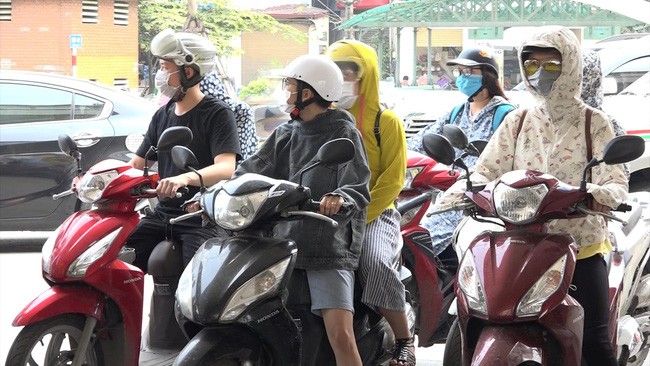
[396,139,486,347]
[422,127,645,365]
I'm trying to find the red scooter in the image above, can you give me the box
[396,138,485,347]
[424,126,645,365]
[5,127,192,366]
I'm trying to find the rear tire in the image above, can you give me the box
[443,318,462,366]
[5,314,103,366]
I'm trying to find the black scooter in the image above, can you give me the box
[168,138,414,365]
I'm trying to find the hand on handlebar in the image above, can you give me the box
[156,175,190,198]
[319,195,344,216]
[591,200,613,213]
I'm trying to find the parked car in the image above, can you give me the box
[0,71,158,250]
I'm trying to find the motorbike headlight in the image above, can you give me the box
[403,166,424,190]
[212,190,267,230]
[77,170,119,203]
[493,183,548,224]
[67,228,121,277]
[458,252,487,314]
[220,257,292,322]
[176,257,195,320]
[516,254,567,317]
[42,226,62,274]
[399,204,424,226]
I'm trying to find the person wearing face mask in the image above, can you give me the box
[234,54,371,366]
[327,40,413,366]
[405,46,513,273]
[434,26,626,366]
[125,28,241,274]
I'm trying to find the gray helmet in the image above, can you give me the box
[151,28,217,77]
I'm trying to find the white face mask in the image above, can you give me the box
[155,70,180,99]
[281,90,297,114]
[334,81,357,109]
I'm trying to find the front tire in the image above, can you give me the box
[443,318,462,366]
[5,314,103,366]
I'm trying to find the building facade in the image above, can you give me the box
[0,0,139,89]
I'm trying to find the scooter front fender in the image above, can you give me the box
[12,285,103,326]
[175,326,278,366]
[470,325,569,366]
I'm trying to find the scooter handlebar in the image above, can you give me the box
[141,187,187,199]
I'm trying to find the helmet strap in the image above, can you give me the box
[292,82,315,119]
[178,65,203,90]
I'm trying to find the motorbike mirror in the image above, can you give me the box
[171,146,205,192]
[441,124,469,149]
[580,135,645,191]
[601,135,645,165]
[171,145,200,171]
[317,138,356,165]
[57,134,78,156]
[157,126,193,152]
[422,133,455,166]
[297,138,356,188]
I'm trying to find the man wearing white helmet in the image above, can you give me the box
[233,54,371,366]
[126,28,241,273]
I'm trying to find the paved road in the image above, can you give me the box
[0,252,444,365]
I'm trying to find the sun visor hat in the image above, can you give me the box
[447,48,499,74]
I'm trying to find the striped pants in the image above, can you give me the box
[358,208,405,312]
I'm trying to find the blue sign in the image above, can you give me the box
[69,34,82,49]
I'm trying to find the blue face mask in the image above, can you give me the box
[455,74,483,97]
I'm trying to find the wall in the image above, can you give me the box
[0,0,139,89]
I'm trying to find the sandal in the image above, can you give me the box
[390,337,416,366]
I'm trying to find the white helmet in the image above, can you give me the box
[151,28,217,77]
[281,55,342,101]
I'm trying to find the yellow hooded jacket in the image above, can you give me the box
[328,40,407,223]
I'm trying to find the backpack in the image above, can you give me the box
[448,103,516,132]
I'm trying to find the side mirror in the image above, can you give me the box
[158,126,193,152]
[580,135,645,191]
[297,138,356,187]
[171,145,204,192]
[58,134,78,156]
[422,133,455,166]
[441,124,469,149]
[171,146,200,171]
[602,135,645,165]
[317,138,355,165]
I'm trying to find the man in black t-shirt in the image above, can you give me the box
[127,29,241,272]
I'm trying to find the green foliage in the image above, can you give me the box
[238,78,273,100]
[138,0,307,57]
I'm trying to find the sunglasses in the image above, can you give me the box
[523,59,562,76]
[452,68,480,77]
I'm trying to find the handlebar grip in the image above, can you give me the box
[615,203,632,212]
[142,187,188,198]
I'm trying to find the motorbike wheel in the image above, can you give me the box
[5,314,103,366]
[443,318,462,366]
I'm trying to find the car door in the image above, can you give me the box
[0,80,116,231]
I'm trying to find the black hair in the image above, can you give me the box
[521,46,561,62]
[481,66,508,100]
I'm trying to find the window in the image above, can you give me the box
[82,0,98,24]
[0,0,11,21]
[0,83,104,125]
[114,0,128,26]
[605,56,650,95]
[73,94,104,120]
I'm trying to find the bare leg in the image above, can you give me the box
[321,308,362,366]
